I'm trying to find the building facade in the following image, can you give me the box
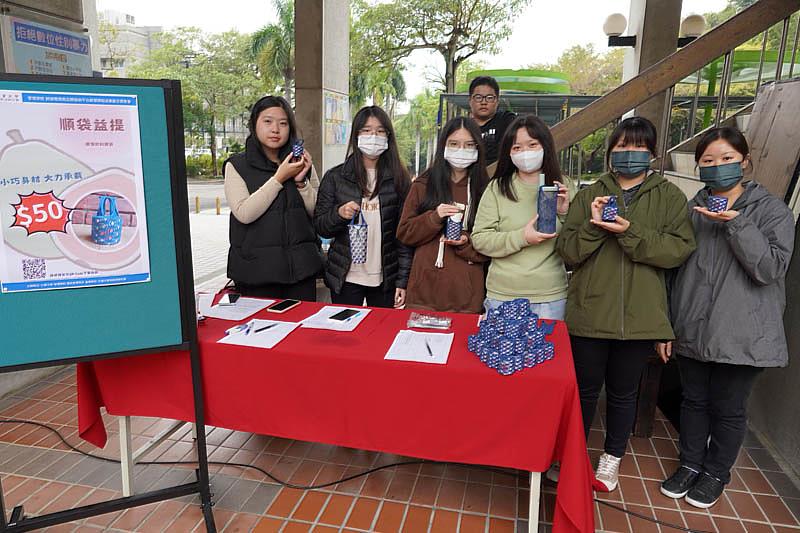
[95,8,161,78]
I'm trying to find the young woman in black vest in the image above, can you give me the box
[314,106,412,308]
[223,95,322,300]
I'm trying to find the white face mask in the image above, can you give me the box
[444,147,478,169]
[357,135,388,158]
[511,149,544,173]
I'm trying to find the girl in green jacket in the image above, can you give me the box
[556,117,695,491]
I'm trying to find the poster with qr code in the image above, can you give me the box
[0,90,151,293]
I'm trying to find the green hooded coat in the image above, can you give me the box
[556,172,696,340]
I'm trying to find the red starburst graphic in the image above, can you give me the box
[11,191,71,236]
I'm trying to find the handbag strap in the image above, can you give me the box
[96,195,110,216]
[106,196,119,217]
[349,208,366,226]
[95,195,120,217]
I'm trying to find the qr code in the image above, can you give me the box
[22,258,46,280]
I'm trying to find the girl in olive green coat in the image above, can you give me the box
[555,117,695,492]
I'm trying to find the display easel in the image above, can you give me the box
[0,74,215,532]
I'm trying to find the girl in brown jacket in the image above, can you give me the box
[397,117,489,313]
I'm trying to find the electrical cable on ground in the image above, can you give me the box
[0,419,712,532]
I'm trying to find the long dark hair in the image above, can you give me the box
[494,115,561,201]
[247,95,299,159]
[417,117,488,230]
[605,116,658,168]
[347,106,410,199]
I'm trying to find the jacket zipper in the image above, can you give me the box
[708,220,717,318]
[620,251,625,339]
[619,191,626,340]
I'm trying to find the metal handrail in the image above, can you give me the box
[756,30,769,91]
[776,16,791,81]
[688,69,702,138]
[555,9,800,178]
[790,13,800,78]
[660,86,675,174]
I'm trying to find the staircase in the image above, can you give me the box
[551,0,800,211]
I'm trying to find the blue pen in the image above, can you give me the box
[225,323,249,336]
[344,311,362,322]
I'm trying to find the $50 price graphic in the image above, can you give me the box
[11,191,71,235]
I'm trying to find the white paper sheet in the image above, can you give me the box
[384,330,454,365]
[217,319,299,349]
[299,306,371,332]
[196,293,215,317]
[202,297,275,321]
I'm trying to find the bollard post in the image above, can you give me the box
[216,197,221,215]
[195,196,200,214]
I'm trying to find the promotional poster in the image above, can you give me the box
[0,90,151,292]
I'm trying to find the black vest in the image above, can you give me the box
[225,136,322,286]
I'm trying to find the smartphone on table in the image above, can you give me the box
[329,308,361,321]
[267,299,301,313]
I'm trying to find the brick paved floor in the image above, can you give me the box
[3,213,799,531]
[2,365,800,532]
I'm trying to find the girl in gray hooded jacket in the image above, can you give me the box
[657,127,796,510]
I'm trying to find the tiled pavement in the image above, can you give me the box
[3,214,800,531]
[2,367,800,532]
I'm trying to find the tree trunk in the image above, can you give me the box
[445,57,456,94]
[444,53,458,120]
[209,115,218,177]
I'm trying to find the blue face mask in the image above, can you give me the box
[610,151,651,178]
[698,162,743,191]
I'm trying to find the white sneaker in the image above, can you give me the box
[595,453,622,491]
[545,462,560,483]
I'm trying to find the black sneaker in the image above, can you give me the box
[685,472,725,509]
[660,466,700,499]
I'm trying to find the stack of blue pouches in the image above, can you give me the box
[468,298,556,376]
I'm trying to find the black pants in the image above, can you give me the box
[236,277,317,301]
[677,355,762,484]
[571,336,654,458]
[332,282,394,308]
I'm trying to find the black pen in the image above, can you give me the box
[251,323,278,335]
[425,340,434,357]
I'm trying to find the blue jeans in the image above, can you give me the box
[483,298,566,320]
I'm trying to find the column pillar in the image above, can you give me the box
[622,0,683,145]
[294,0,350,175]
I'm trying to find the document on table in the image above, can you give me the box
[384,330,454,365]
[201,297,274,321]
[300,306,371,332]
[217,320,299,349]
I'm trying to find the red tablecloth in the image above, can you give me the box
[78,302,595,532]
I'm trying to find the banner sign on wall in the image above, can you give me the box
[0,90,151,293]
[1,16,92,77]
[324,90,349,145]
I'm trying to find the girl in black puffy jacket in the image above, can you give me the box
[313,106,412,308]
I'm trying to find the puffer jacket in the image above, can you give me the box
[313,156,412,295]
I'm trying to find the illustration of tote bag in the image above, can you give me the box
[91,195,123,246]
[348,210,368,264]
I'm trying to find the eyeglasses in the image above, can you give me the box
[358,127,388,137]
[470,94,498,103]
